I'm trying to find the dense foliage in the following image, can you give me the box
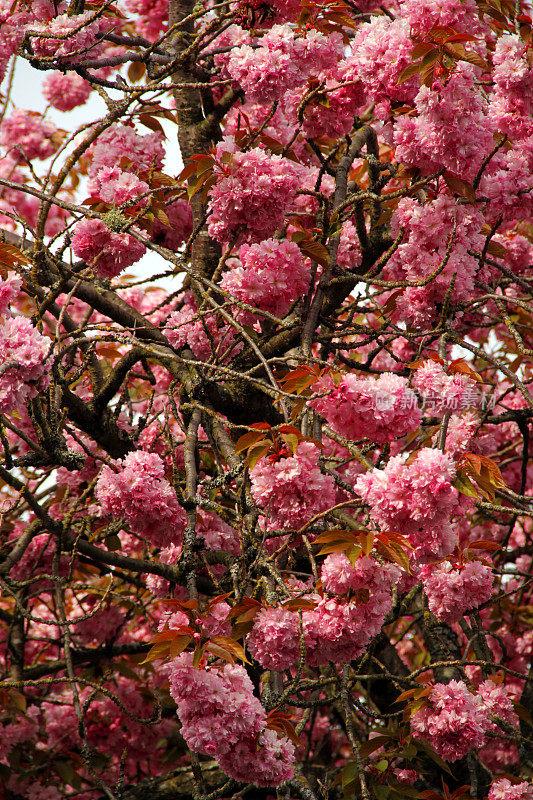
[0,0,532,798]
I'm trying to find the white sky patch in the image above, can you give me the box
[8,57,186,291]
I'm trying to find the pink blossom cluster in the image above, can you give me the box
[411,358,480,413]
[207,143,301,244]
[164,295,240,362]
[394,65,494,181]
[42,71,92,111]
[146,543,182,597]
[246,605,302,670]
[211,23,253,75]
[0,314,51,414]
[28,10,110,64]
[123,0,169,41]
[411,680,490,761]
[420,560,494,622]
[168,653,294,786]
[435,412,495,458]
[355,448,459,559]
[247,556,399,669]
[492,231,533,275]
[412,679,519,762]
[158,600,231,638]
[488,89,533,142]
[82,676,174,775]
[347,17,417,105]
[281,64,365,140]
[72,599,124,645]
[479,144,533,225]
[0,271,21,316]
[385,195,486,325]
[320,552,400,597]
[247,593,395,670]
[309,371,421,444]
[95,450,185,547]
[337,219,362,270]
[0,108,59,162]
[488,780,533,800]
[71,218,146,278]
[6,778,62,800]
[493,35,533,117]
[196,509,240,553]
[7,530,70,588]
[398,0,488,36]
[88,167,150,208]
[226,25,344,103]
[478,679,518,730]
[303,590,395,666]
[250,441,336,531]
[0,154,69,234]
[291,163,334,225]
[0,705,39,762]
[86,123,164,179]
[220,238,310,320]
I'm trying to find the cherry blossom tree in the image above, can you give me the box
[0,0,533,798]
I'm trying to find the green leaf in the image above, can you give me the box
[453,470,480,499]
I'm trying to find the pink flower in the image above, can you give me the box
[226,25,343,104]
[399,0,488,36]
[247,606,302,670]
[384,195,486,326]
[218,729,295,787]
[42,71,91,111]
[73,601,124,645]
[71,218,146,278]
[220,238,310,320]
[320,553,400,597]
[168,653,295,785]
[207,144,301,244]
[28,11,110,64]
[0,271,22,317]
[493,35,533,115]
[164,297,240,362]
[337,219,362,271]
[420,560,494,622]
[88,167,150,207]
[478,679,518,729]
[95,451,185,547]
[123,0,169,40]
[250,441,336,531]
[303,591,395,666]
[152,199,193,250]
[394,64,494,181]
[346,17,417,105]
[355,448,459,559]
[0,315,51,414]
[431,411,495,458]
[309,371,421,444]
[488,779,533,800]
[1,108,59,161]
[411,680,490,761]
[479,138,533,225]
[168,653,266,755]
[87,123,164,178]
[146,543,182,597]
[411,358,480,414]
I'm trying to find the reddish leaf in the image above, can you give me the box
[443,172,476,204]
[298,239,330,267]
[234,431,269,454]
[209,635,250,664]
[226,598,263,621]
